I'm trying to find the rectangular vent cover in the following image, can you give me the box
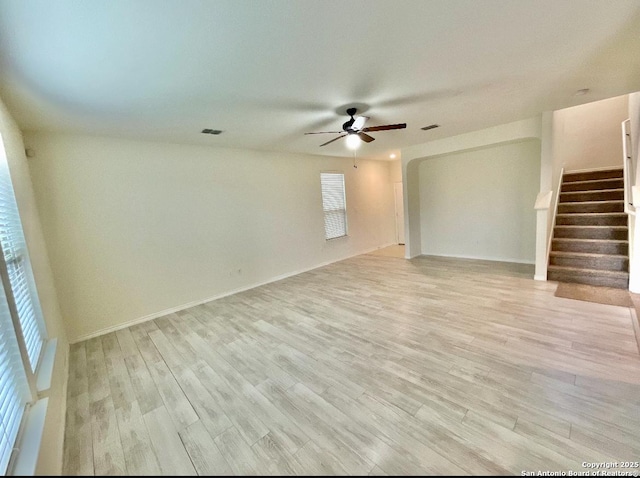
[421,124,439,131]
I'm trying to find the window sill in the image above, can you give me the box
[326,234,348,241]
[11,397,48,475]
[10,339,57,475]
[36,338,57,393]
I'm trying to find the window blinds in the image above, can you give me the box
[0,280,30,474]
[320,173,347,240]
[0,145,46,371]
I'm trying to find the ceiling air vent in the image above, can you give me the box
[421,124,439,131]
[201,129,223,135]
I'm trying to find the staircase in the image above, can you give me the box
[548,168,629,289]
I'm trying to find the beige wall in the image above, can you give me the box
[389,159,402,183]
[419,139,540,263]
[25,132,396,342]
[553,94,628,172]
[0,100,68,474]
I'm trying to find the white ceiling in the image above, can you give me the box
[1,0,640,160]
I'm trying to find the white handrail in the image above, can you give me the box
[546,167,564,267]
[622,119,635,216]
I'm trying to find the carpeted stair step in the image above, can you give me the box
[549,251,628,272]
[551,238,628,255]
[558,200,623,214]
[563,168,623,183]
[561,178,624,192]
[555,213,627,226]
[559,188,624,203]
[553,225,627,240]
[547,266,628,289]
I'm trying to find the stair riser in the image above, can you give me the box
[549,255,628,272]
[559,190,624,203]
[548,270,628,289]
[558,202,623,214]
[561,179,624,192]
[563,169,623,182]
[555,215,627,226]
[553,228,628,240]
[552,240,628,255]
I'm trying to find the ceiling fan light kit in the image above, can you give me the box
[345,134,361,150]
[305,107,407,148]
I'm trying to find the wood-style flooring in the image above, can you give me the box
[63,253,640,475]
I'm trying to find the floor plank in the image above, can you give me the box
[179,420,232,475]
[143,406,197,475]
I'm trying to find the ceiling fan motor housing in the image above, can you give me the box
[343,120,355,132]
[343,108,357,132]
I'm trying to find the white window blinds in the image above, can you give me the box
[0,141,46,371]
[320,172,347,240]
[0,280,30,474]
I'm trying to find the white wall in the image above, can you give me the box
[389,159,402,183]
[537,111,555,280]
[0,99,68,474]
[419,139,540,263]
[553,94,628,172]
[25,132,396,342]
[402,117,542,259]
[630,92,640,186]
[627,92,640,292]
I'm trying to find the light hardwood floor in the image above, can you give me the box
[367,244,405,258]
[63,254,640,475]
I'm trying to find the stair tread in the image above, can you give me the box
[560,188,624,194]
[558,200,623,204]
[549,251,628,258]
[547,265,629,277]
[554,225,628,229]
[552,238,628,243]
[556,212,626,216]
[562,178,623,185]
[564,168,623,176]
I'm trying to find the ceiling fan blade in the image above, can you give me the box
[304,131,343,135]
[358,132,375,143]
[362,123,407,132]
[351,116,368,131]
[320,134,346,147]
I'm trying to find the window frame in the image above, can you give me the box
[0,133,50,475]
[320,171,348,240]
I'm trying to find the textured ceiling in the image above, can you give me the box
[1,0,640,160]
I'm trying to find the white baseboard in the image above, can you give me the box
[534,274,547,281]
[70,242,396,344]
[419,252,535,265]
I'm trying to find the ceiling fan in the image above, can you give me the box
[305,107,407,147]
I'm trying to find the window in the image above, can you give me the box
[320,172,347,240]
[0,134,47,473]
[0,282,30,474]
[0,157,45,372]
[0,154,46,371]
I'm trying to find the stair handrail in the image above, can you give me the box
[546,168,564,267]
[622,119,635,216]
